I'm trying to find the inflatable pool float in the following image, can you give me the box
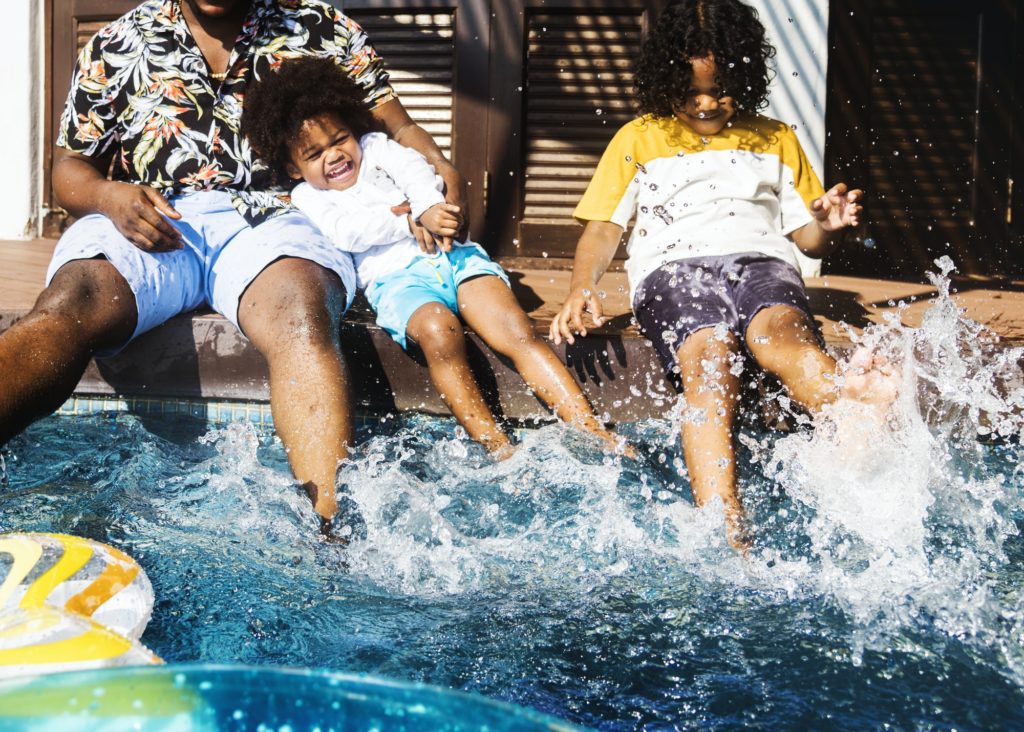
[0,606,160,679]
[0,533,153,639]
[0,533,160,678]
[0,665,582,731]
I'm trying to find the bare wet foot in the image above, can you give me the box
[599,431,638,460]
[840,347,901,406]
[490,441,518,461]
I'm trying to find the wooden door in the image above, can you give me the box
[826,0,1023,279]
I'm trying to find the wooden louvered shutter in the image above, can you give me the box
[520,12,642,257]
[334,0,489,240]
[486,1,663,259]
[343,10,456,161]
[826,0,1021,279]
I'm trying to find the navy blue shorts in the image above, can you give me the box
[632,253,817,373]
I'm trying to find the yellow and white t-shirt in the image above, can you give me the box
[574,114,825,297]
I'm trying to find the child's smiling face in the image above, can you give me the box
[286,113,362,191]
[672,56,737,136]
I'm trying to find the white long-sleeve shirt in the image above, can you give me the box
[290,132,451,289]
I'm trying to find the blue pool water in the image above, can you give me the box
[1,261,1023,729]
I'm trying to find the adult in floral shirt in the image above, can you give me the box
[0,0,466,533]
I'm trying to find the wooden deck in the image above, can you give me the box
[2,238,1022,421]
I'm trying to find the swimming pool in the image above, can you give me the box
[2,262,1022,729]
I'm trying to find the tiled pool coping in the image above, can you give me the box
[57,395,277,425]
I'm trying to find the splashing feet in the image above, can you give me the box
[839,346,902,408]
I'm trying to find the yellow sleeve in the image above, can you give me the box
[776,125,825,235]
[573,119,644,227]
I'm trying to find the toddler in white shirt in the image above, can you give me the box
[244,56,628,458]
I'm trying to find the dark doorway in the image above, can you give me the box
[826,0,1024,280]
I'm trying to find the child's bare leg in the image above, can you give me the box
[744,305,839,411]
[745,304,898,411]
[675,327,746,547]
[455,276,626,452]
[405,302,513,456]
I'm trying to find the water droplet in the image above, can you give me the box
[595,108,603,116]
[863,237,876,249]
[742,56,751,63]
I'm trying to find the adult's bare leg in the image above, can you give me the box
[405,302,512,456]
[674,327,746,547]
[237,257,351,520]
[0,259,136,444]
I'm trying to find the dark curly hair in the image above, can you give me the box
[635,0,775,117]
[241,56,381,184]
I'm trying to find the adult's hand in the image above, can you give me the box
[98,182,183,252]
[418,202,461,252]
[435,160,470,236]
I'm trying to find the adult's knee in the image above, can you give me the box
[239,258,346,350]
[34,259,137,346]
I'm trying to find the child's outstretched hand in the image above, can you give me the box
[549,285,607,345]
[417,202,463,253]
[810,182,863,232]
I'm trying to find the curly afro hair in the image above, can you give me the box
[635,0,775,117]
[241,55,381,184]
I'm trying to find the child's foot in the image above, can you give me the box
[489,441,517,461]
[840,347,901,406]
[603,433,638,460]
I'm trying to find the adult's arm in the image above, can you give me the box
[52,148,183,252]
[548,220,624,345]
[372,98,469,231]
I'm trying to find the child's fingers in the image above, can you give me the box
[551,301,581,345]
[569,299,589,339]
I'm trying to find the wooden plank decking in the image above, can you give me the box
[1,239,1022,421]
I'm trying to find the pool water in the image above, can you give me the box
[2,260,1023,729]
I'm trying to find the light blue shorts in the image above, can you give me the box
[46,190,356,350]
[365,243,509,348]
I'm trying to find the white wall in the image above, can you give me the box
[748,0,829,276]
[0,0,43,239]
[749,0,829,176]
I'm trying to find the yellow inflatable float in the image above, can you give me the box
[0,533,161,677]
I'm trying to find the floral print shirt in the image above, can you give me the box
[57,0,396,226]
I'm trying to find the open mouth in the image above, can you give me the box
[326,160,355,182]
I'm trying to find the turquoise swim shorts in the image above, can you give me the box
[365,243,509,348]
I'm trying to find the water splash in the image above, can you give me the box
[751,257,1024,669]
[1,260,1022,726]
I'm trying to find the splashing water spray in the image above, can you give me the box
[755,256,1024,667]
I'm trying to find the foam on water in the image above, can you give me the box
[1,258,1022,727]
